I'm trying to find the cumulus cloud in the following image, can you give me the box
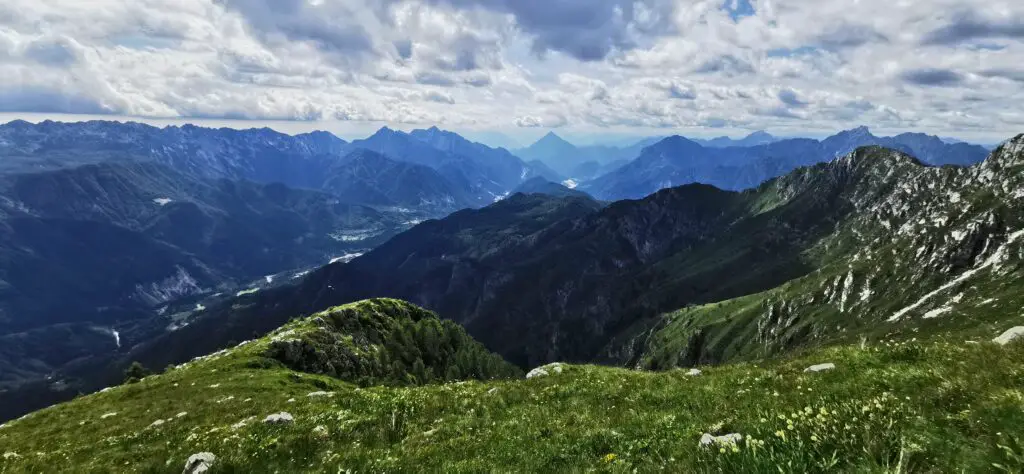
[0,0,1020,140]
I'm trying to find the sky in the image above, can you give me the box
[1,0,1022,147]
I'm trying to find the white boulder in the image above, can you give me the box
[804,363,835,373]
[183,452,215,474]
[263,412,294,425]
[687,369,702,376]
[993,327,1024,346]
[699,433,743,447]
[526,363,564,379]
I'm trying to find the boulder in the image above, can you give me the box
[183,452,215,474]
[804,363,835,373]
[687,369,702,376]
[263,412,294,425]
[993,327,1024,346]
[526,363,564,379]
[699,433,743,447]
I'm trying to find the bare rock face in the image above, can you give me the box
[183,452,215,474]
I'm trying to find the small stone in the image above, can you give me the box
[307,391,333,398]
[263,412,294,425]
[176,412,188,418]
[3,452,19,460]
[312,425,329,439]
[182,452,215,474]
[993,326,1024,346]
[804,363,835,373]
[699,433,743,447]
[100,412,118,419]
[687,369,702,376]
[149,419,166,429]
[487,387,499,395]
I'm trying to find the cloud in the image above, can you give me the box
[420,0,679,61]
[0,87,113,114]
[900,68,965,87]
[424,90,455,103]
[515,113,567,128]
[0,0,1020,140]
[922,12,1024,46]
[777,89,807,108]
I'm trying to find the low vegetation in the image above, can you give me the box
[1,299,1022,472]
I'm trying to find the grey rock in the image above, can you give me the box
[804,363,835,373]
[994,327,1024,346]
[183,452,215,474]
[699,433,743,447]
[263,412,294,425]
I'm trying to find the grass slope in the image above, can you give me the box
[1,303,1023,472]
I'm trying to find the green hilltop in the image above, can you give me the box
[1,299,1023,472]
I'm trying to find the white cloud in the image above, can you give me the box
[0,0,1019,142]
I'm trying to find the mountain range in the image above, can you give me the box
[50,135,1022,383]
[583,126,991,200]
[0,159,421,391]
[1,124,1024,471]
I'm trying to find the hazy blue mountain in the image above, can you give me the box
[0,160,413,390]
[350,127,543,205]
[584,127,990,200]
[694,130,778,148]
[323,149,475,211]
[509,177,595,200]
[515,133,658,178]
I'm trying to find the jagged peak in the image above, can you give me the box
[986,133,1024,168]
[835,145,925,168]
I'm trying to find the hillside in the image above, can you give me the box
[1,299,1022,472]
[107,137,1021,378]
[0,161,413,393]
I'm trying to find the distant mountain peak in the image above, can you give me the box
[535,131,573,147]
[745,130,773,139]
[843,125,873,136]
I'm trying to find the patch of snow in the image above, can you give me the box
[264,275,274,284]
[562,179,578,189]
[152,197,173,206]
[236,288,259,297]
[195,303,206,312]
[292,270,310,280]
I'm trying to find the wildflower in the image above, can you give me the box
[787,424,794,430]
[731,446,740,453]
[719,448,726,454]
[810,435,819,442]
[602,453,617,463]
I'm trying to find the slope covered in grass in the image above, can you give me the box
[1,300,1023,472]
